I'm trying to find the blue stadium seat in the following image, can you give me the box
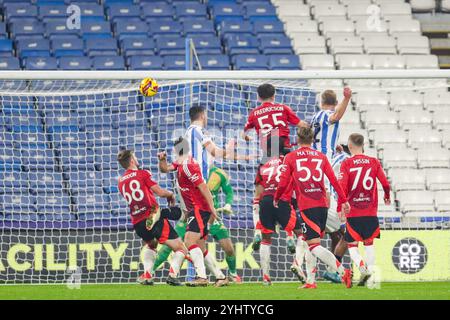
[118,127,155,147]
[77,3,105,21]
[65,170,103,189]
[141,2,175,19]
[198,54,229,70]
[45,111,79,132]
[36,194,71,215]
[233,54,269,70]
[219,20,252,36]
[115,111,148,128]
[253,20,284,34]
[1,194,37,215]
[81,113,118,131]
[175,2,207,18]
[86,130,121,147]
[4,3,38,21]
[85,37,118,57]
[0,23,6,40]
[58,148,95,171]
[3,109,42,128]
[0,147,21,172]
[74,192,110,214]
[58,56,92,70]
[81,20,112,39]
[121,38,155,57]
[191,36,222,54]
[244,2,277,21]
[16,38,51,57]
[163,55,186,70]
[127,55,163,70]
[23,57,58,70]
[150,20,183,36]
[107,3,141,22]
[0,172,29,191]
[156,36,185,56]
[13,131,48,149]
[92,55,124,70]
[29,172,64,193]
[114,21,149,40]
[50,131,88,148]
[21,149,55,171]
[0,40,13,57]
[225,35,259,56]
[259,34,293,55]
[0,57,20,70]
[269,54,300,70]
[51,38,84,57]
[9,19,45,38]
[45,19,80,38]
[183,19,216,37]
[38,4,67,19]
[210,3,245,23]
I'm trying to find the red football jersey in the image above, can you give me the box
[118,169,159,225]
[244,102,300,143]
[274,146,347,211]
[338,154,390,218]
[173,157,211,213]
[255,156,293,202]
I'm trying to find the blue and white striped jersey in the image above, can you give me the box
[184,124,212,179]
[330,152,350,200]
[311,110,340,160]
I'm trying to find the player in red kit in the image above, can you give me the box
[117,149,187,286]
[244,83,309,251]
[338,133,391,287]
[254,135,311,286]
[158,137,229,287]
[274,127,353,289]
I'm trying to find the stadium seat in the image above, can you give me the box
[85,38,118,57]
[45,19,80,38]
[336,54,371,70]
[191,36,222,55]
[434,191,450,213]
[0,57,20,70]
[198,55,229,70]
[81,21,112,39]
[292,34,327,54]
[406,55,439,69]
[363,35,397,55]
[245,2,278,21]
[156,36,185,56]
[424,91,450,111]
[210,3,245,23]
[410,0,436,13]
[141,3,175,19]
[396,190,435,213]
[381,146,417,169]
[371,128,407,149]
[312,2,346,19]
[299,54,334,70]
[321,19,355,38]
[21,149,55,171]
[269,54,300,70]
[121,38,155,57]
[175,2,207,19]
[183,20,216,37]
[150,21,183,36]
[425,169,450,191]
[284,19,318,34]
[389,168,426,191]
[355,91,389,112]
[380,2,412,20]
[329,35,363,54]
[106,3,140,22]
[39,4,68,19]
[372,55,405,69]
[253,20,284,35]
[23,57,57,70]
[396,35,430,55]
[259,34,293,55]
[58,56,91,70]
[418,147,450,168]
[16,38,51,58]
[4,3,38,21]
[219,20,253,37]
[163,55,186,70]
[389,18,421,36]
[399,110,433,130]
[355,18,388,37]
[276,2,311,20]
[389,91,423,111]
[127,55,163,70]
[10,19,45,38]
[114,21,149,40]
[233,54,269,70]
[0,39,14,57]
[226,35,260,56]
[51,38,84,57]
[77,3,105,21]
[92,56,125,70]
[346,3,373,21]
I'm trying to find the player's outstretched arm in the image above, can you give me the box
[376,161,391,205]
[150,185,175,206]
[329,87,352,124]
[205,139,254,161]
[157,151,176,173]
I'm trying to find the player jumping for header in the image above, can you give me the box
[274,127,353,289]
[338,133,391,287]
[117,150,187,286]
[242,83,309,252]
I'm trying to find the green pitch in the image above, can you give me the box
[0,282,448,300]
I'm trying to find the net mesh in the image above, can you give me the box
[0,78,449,284]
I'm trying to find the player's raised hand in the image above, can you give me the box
[342,202,350,215]
[167,193,176,207]
[273,200,279,208]
[157,151,167,161]
[217,203,233,215]
[343,87,352,99]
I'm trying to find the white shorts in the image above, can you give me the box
[325,197,343,233]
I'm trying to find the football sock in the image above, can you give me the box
[348,244,366,272]
[226,254,237,274]
[252,199,261,237]
[204,250,226,279]
[260,241,271,277]
[152,245,171,272]
[188,245,207,279]
[142,246,157,274]
[305,248,317,284]
[295,237,307,267]
[364,244,376,273]
[309,243,345,276]
[168,250,185,277]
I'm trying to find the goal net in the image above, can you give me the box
[0,71,449,284]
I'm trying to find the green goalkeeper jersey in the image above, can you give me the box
[207,166,234,209]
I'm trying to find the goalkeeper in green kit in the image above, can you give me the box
[151,165,242,283]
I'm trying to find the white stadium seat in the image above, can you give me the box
[292,34,327,54]
[443,0,450,12]
[335,54,371,69]
[442,129,450,149]
[418,148,450,168]
[380,2,412,20]
[321,19,355,37]
[396,35,430,55]
[339,109,360,125]
[432,110,450,130]
[338,127,368,144]
[381,79,415,88]
[408,128,442,149]
[410,0,436,13]
[425,169,450,191]
[396,190,435,214]
[328,35,364,54]
[299,54,335,69]
[434,191,450,212]
[371,128,407,149]
[389,168,426,191]
[354,18,388,37]
[285,19,318,33]
[355,91,389,112]
[346,3,374,20]
[363,110,398,130]
[277,3,311,19]
[399,110,433,130]
[372,55,405,69]
[389,18,421,36]
[363,35,397,54]
[341,0,372,5]
[389,91,423,111]
[345,79,381,89]
[423,91,450,111]
[406,55,439,69]
[312,3,346,18]
[308,79,344,90]
[381,146,417,169]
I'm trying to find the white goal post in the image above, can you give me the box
[0,70,449,285]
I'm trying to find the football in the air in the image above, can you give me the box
[139,77,159,97]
